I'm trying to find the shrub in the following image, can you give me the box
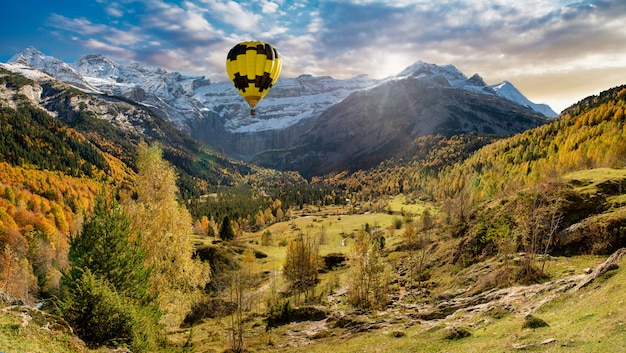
[261,230,273,246]
[264,300,328,330]
[444,325,471,340]
[523,314,549,329]
[265,300,292,330]
[181,298,237,327]
[57,269,163,352]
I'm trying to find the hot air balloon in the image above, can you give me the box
[226,41,282,115]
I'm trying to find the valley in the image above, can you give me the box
[0,49,625,353]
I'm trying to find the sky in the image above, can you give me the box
[1,0,625,113]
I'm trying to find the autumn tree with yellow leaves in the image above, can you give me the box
[122,144,211,325]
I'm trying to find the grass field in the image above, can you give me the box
[237,195,431,272]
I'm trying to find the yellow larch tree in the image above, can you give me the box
[122,144,210,325]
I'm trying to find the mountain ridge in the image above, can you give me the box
[7,47,557,124]
[253,75,550,177]
[5,47,557,174]
[0,65,300,197]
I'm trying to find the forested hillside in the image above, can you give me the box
[323,85,626,205]
[0,68,300,308]
[0,67,305,199]
[319,132,499,199]
[434,85,626,203]
[0,161,102,301]
[0,87,130,302]
[309,84,626,295]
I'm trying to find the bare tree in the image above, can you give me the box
[516,182,565,280]
[414,208,434,288]
[227,248,257,352]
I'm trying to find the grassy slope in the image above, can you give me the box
[244,255,623,353]
[0,306,90,353]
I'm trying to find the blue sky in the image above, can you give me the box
[2,0,625,112]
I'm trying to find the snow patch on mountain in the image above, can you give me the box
[192,73,378,132]
[1,62,52,81]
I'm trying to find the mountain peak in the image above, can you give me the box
[397,60,462,77]
[491,80,513,90]
[396,61,469,88]
[396,60,429,77]
[8,47,101,93]
[466,73,487,87]
[73,54,120,78]
[489,80,558,117]
[9,46,49,66]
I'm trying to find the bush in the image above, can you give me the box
[57,269,163,352]
[444,325,471,340]
[523,314,549,329]
[264,300,327,330]
[261,230,273,246]
[181,298,237,327]
[265,300,292,330]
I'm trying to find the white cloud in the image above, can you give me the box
[261,0,280,14]
[306,10,322,33]
[200,0,262,32]
[38,0,626,110]
[48,14,110,36]
[105,4,124,17]
[82,38,134,59]
[142,0,218,36]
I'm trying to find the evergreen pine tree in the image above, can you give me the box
[220,215,235,241]
[58,191,163,352]
[65,192,152,304]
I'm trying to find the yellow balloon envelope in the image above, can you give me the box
[226,41,282,115]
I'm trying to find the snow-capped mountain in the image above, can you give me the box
[71,53,211,133]
[5,47,557,163]
[194,73,378,133]
[9,47,101,93]
[386,60,557,117]
[489,81,557,118]
[253,64,552,177]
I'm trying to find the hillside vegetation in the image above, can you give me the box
[0,67,304,198]
[435,85,626,203]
